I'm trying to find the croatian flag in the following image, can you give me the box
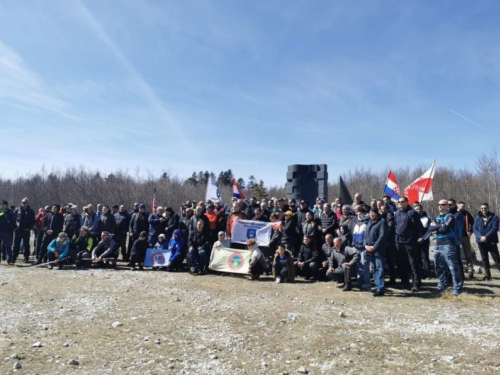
[404,161,436,205]
[383,171,401,201]
[232,178,246,200]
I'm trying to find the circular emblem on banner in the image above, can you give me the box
[228,252,244,270]
[151,252,165,264]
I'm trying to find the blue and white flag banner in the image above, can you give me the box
[230,219,274,246]
[143,248,171,267]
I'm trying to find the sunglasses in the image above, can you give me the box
[438,204,448,206]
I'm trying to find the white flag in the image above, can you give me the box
[231,219,275,246]
[205,179,222,202]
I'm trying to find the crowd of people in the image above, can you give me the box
[0,193,499,297]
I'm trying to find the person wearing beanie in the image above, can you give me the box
[364,207,389,296]
[154,233,168,249]
[130,231,148,270]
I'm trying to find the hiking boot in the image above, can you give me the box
[337,283,346,289]
[373,290,385,297]
[482,270,492,281]
[48,265,53,270]
[411,286,420,293]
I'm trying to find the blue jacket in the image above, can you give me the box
[394,207,424,245]
[149,214,167,238]
[47,239,70,260]
[473,212,499,244]
[364,217,388,255]
[168,237,185,264]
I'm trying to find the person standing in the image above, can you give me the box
[36,205,64,264]
[424,200,463,296]
[114,205,131,261]
[457,201,475,279]
[394,197,424,292]
[13,198,35,263]
[0,200,15,264]
[364,208,388,296]
[473,203,500,281]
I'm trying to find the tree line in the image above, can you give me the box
[0,150,498,218]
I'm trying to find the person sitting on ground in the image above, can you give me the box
[188,220,211,275]
[73,226,94,268]
[325,237,360,291]
[92,231,119,268]
[295,235,320,281]
[166,229,185,272]
[154,233,169,249]
[273,244,295,283]
[247,238,267,280]
[46,232,70,270]
[209,231,231,269]
[129,231,148,270]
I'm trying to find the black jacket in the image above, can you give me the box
[115,211,131,233]
[64,213,81,238]
[130,212,149,235]
[318,211,337,235]
[188,230,211,252]
[394,207,424,245]
[15,206,35,231]
[0,208,15,234]
[43,212,64,235]
[297,243,320,264]
[165,213,180,238]
[100,211,117,235]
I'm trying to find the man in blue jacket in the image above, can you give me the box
[473,203,500,281]
[364,208,388,296]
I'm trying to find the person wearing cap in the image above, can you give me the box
[0,200,15,264]
[209,231,230,269]
[295,235,320,281]
[92,231,119,268]
[166,229,185,271]
[115,205,131,261]
[281,210,298,256]
[129,204,149,263]
[46,232,70,269]
[82,204,100,241]
[364,207,389,296]
[164,207,180,239]
[148,206,166,247]
[36,205,64,264]
[12,198,35,263]
[129,231,148,270]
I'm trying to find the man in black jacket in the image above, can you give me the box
[364,208,388,296]
[13,198,35,263]
[36,205,64,264]
[188,220,211,274]
[318,203,337,241]
[0,200,15,264]
[395,197,425,292]
[457,201,475,279]
[295,235,320,281]
[164,207,180,239]
[115,205,131,261]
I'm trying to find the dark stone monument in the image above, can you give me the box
[285,164,328,205]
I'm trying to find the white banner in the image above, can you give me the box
[209,247,251,274]
[230,219,274,246]
[143,248,171,267]
[205,179,222,202]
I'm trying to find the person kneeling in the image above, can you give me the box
[295,235,320,281]
[130,231,148,270]
[273,244,295,283]
[325,237,359,291]
[47,232,70,270]
[73,227,94,269]
[92,231,118,268]
[247,238,267,280]
[166,229,185,271]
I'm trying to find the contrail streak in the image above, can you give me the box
[448,108,487,131]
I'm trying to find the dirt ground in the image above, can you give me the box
[1,260,500,375]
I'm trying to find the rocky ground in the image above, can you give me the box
[1,261,500,375]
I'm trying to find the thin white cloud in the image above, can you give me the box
[448,108,487,131]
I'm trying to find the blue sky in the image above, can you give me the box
[1,0,499,186]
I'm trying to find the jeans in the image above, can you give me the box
[190,249,207,270]
[0,232,13,263]
[434,244,463,294]
[369,252,385,292]
[356,249,371,290]
[274,261,289,280]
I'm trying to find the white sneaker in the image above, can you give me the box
[275,277,281,284]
